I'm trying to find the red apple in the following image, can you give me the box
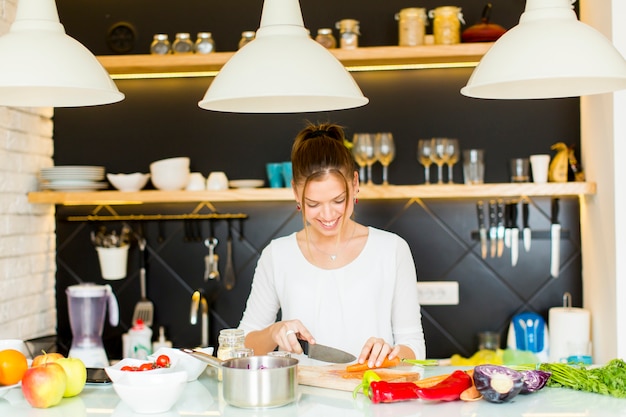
[32,352,64,367]
[56,357,87,397]
[21,362,67,408]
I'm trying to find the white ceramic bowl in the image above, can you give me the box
[105,357,177,383]
[150,157,190,191]
[107,173,150,192]
[112,370,187,414]
[148,347,213,382]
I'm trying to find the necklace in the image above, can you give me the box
[310,223,357,261]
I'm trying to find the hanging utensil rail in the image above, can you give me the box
[65,213,248,222]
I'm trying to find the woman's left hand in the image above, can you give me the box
[357,337,401,368]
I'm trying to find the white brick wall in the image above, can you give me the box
[0,2,57,341]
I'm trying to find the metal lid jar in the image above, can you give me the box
[172,32,194,54]
[315,28,337,49]
[335,19,360,50]
[195,32,215,54]
[150,34,171,55]
[429,6,465,45]
[238,31,256,49]
[395,8,427,46]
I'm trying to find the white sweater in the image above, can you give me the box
[239,227,426,359]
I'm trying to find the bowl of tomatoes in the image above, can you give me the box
[105,354,176,383]
[112,370,187,414]
[149,347,213,381]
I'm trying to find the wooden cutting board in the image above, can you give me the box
[298,364,422,391]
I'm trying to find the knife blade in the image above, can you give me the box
[299,340,356,363]
[488,200,497,258]
[522,199,531,252]
[511,201,519,267]
[477,200,487,259]
[504,202,512,249]
[550,198,561,278]
[496,199,505,257]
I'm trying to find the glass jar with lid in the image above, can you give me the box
[172,32,194,54]
[429,6,465,45]
[217,328,246,380]
[335,19,360,50]
[395,8,427,46]
[238,31,256,49]
[195,32,216,54]
[315,28,337,49]
[150,34,171,55]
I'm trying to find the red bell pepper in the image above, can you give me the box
[369,381,421,404]
[414,370,473,401]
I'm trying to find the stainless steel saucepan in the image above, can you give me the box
[182,348,299,408]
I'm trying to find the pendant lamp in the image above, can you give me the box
[198,0,368,113]
[461,0,626,99]
[0,0,124,107]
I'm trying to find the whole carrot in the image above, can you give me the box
[346,356,401,373]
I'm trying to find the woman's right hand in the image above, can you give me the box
[270,320,315,353]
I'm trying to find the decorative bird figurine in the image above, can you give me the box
[548,142,569,182]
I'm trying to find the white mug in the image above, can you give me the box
[530,154,551,184]
[186,172,206,191]
[206,171,229,190]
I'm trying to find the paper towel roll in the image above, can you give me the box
[548,306,591,362]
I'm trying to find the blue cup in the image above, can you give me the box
[282,162,293,187]
[266,163,284,188]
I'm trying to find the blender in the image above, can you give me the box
[66,283,119,367]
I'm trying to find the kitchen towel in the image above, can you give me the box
[548,306,591,363]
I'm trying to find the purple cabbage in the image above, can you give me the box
[520,370,551,394]
[473,365,524,403]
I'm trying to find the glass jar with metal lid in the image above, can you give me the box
[395,8,427,46]
[238,31,256,49]
[195,32,216,54]
[150,34,171,55]
[315,28,337,49]
[172,32,194,54]
[335,19,360,50]
[429,6,465,45]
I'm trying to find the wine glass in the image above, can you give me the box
[374,132,395,185]
[353,133,376,185]
[445,139,459,183]
[417,139,433,184]
[351,133,369,182]
[430,138,450,184]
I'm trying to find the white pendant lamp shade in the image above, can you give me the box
[0,0,124,107]
[198,0,368,113]
[461,0,626,99]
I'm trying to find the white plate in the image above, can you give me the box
[0,383,19,398]
[40,182,108,191]
[229,179,265,189]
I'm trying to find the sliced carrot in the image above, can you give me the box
[414,369,474,389]
[345,356,401,373]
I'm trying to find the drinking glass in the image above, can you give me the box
[417,139,433,184]
[353,133,376,185]
[374,132,395,185]
[430,138,450,184]
[445,139,459,183]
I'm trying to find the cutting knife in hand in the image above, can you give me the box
[488,200,497,258]
[299,340,356,363]
[511,201,520,267]
[522,199,531,252]
[550,198,561,278]
[496,199,505,257]
[477,201,487,259]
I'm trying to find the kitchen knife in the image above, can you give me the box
[550,198,561,278]
[522,199,531,252]
[504,202,512,249]
[488,200,497,258]
[511,201,519,267]
[476,200,487,259]
[496,199,505,257]
[299,340,356,363]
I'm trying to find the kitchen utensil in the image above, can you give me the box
[298,340,357,363]
[223,221,236,290]
[461,3,506,43]
[496,199,505,257]
[476,200,487,259]
[182,349,298,408]
[298,363,422,391]
[523,200,531,252]
[204,237,219,281]
[551,198,561,278]
[190,290,208,347]
[504,202,512,249]
[462,149,485,184]
[132,237,154,326]
[530,154,550,184]
[488,200,497,258]
[112,370,187,414]
[107,173,150,192]
[149,157,190,191]
[510,201,519,267]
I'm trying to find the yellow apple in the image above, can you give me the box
[56,357,87,397]
[21,362,67,408]
[32,352,64,367]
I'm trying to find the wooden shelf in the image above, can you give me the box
[27,182,596,205]
[97,43,494,76]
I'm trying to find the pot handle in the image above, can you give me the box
[181,348,224,368]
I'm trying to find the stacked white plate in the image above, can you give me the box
[39,166,108,191]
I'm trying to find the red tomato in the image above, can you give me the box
[139,363,154,371]
[155,355,170,368]
[121,365,135,371]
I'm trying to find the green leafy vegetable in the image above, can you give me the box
[401,359,440,366]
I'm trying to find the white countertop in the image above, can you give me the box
[0,366,625,417]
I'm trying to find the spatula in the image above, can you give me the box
[132,237,154,326]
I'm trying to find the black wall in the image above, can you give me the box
[52,1,583,360]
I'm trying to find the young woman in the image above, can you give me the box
[238,122,425,367]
